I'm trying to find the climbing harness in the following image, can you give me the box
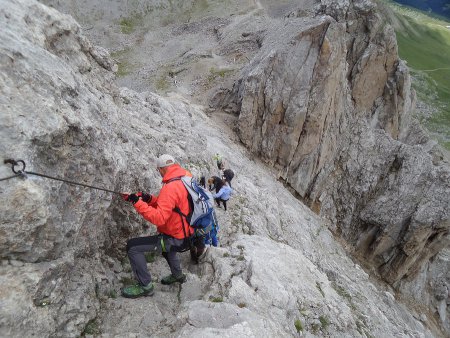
[2,159,123,194]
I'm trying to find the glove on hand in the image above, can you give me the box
[122,193,139,204]
[141,193,152,203]
[127,193,140,204]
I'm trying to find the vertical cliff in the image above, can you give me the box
[216,0,449,325]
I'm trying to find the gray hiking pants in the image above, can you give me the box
[126,234,186,286]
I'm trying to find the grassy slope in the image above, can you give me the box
[386,1,450,148]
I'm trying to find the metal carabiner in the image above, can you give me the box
[4,159,26,174]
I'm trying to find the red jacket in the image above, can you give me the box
[133,164,193,239]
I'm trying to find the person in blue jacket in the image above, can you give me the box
[204,209,219,247]
[212,179,232,211]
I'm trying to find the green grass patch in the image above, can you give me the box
[294,319,303,332]
[111,48,133,77]
[119,14,143,34]
[155,75,170,91]
[210,296,223,302]
[116,62,132,77]
[332,282,358,311]
[319,315,330,330]
[332,282,352,301]
[236,255,245,261]
[82,319,101,336]
[208,67,235,83]
[387,1,450,149]
[395,17,450,99]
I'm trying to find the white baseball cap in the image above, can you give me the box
[156,154,176,168]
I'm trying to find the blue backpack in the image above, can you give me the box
[172,176,215,236]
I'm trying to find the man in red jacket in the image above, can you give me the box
[121,154,194,298]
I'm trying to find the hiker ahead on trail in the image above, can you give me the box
[121,154,203,298]
[213,153,225,171]
[212,153,234,187]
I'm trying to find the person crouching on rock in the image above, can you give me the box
[212,178,232,211]
[121,154,198,298]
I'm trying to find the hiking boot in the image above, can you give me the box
[190,247,199,264]
[197,246,208,262]
[121,282,154,298]
[161,274,186,285]
[190,246,208,264]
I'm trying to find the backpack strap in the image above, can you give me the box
[165,176,182,184]
[173,206,188,231]
[168,176,193,248]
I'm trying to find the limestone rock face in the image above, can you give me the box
[0,0,206,336]
[217,0,449,315]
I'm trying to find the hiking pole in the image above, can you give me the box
[3,159,124,195]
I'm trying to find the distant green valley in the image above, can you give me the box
[386,1,450,149]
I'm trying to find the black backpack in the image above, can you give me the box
[223,169,234,182]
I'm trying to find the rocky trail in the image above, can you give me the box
[0,0,448,337]
[90,95,438,337]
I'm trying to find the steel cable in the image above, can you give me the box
[2,159,123,195]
